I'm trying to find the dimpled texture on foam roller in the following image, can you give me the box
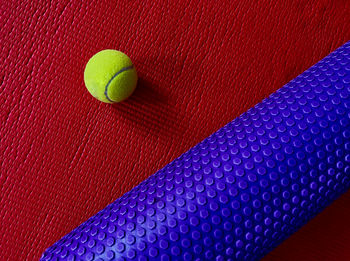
[41,41,350,261]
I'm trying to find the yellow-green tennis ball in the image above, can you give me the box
[84,49,138,103]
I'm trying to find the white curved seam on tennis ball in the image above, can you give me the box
[104,65,134,102]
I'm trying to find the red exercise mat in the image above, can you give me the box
[1,1,350,260]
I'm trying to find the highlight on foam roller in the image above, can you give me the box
[41,41,350,260]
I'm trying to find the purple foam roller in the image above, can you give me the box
[42,41,350,261]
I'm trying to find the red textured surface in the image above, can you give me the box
[1,1,350,260]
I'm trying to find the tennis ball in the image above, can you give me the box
[84,49,138,103]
